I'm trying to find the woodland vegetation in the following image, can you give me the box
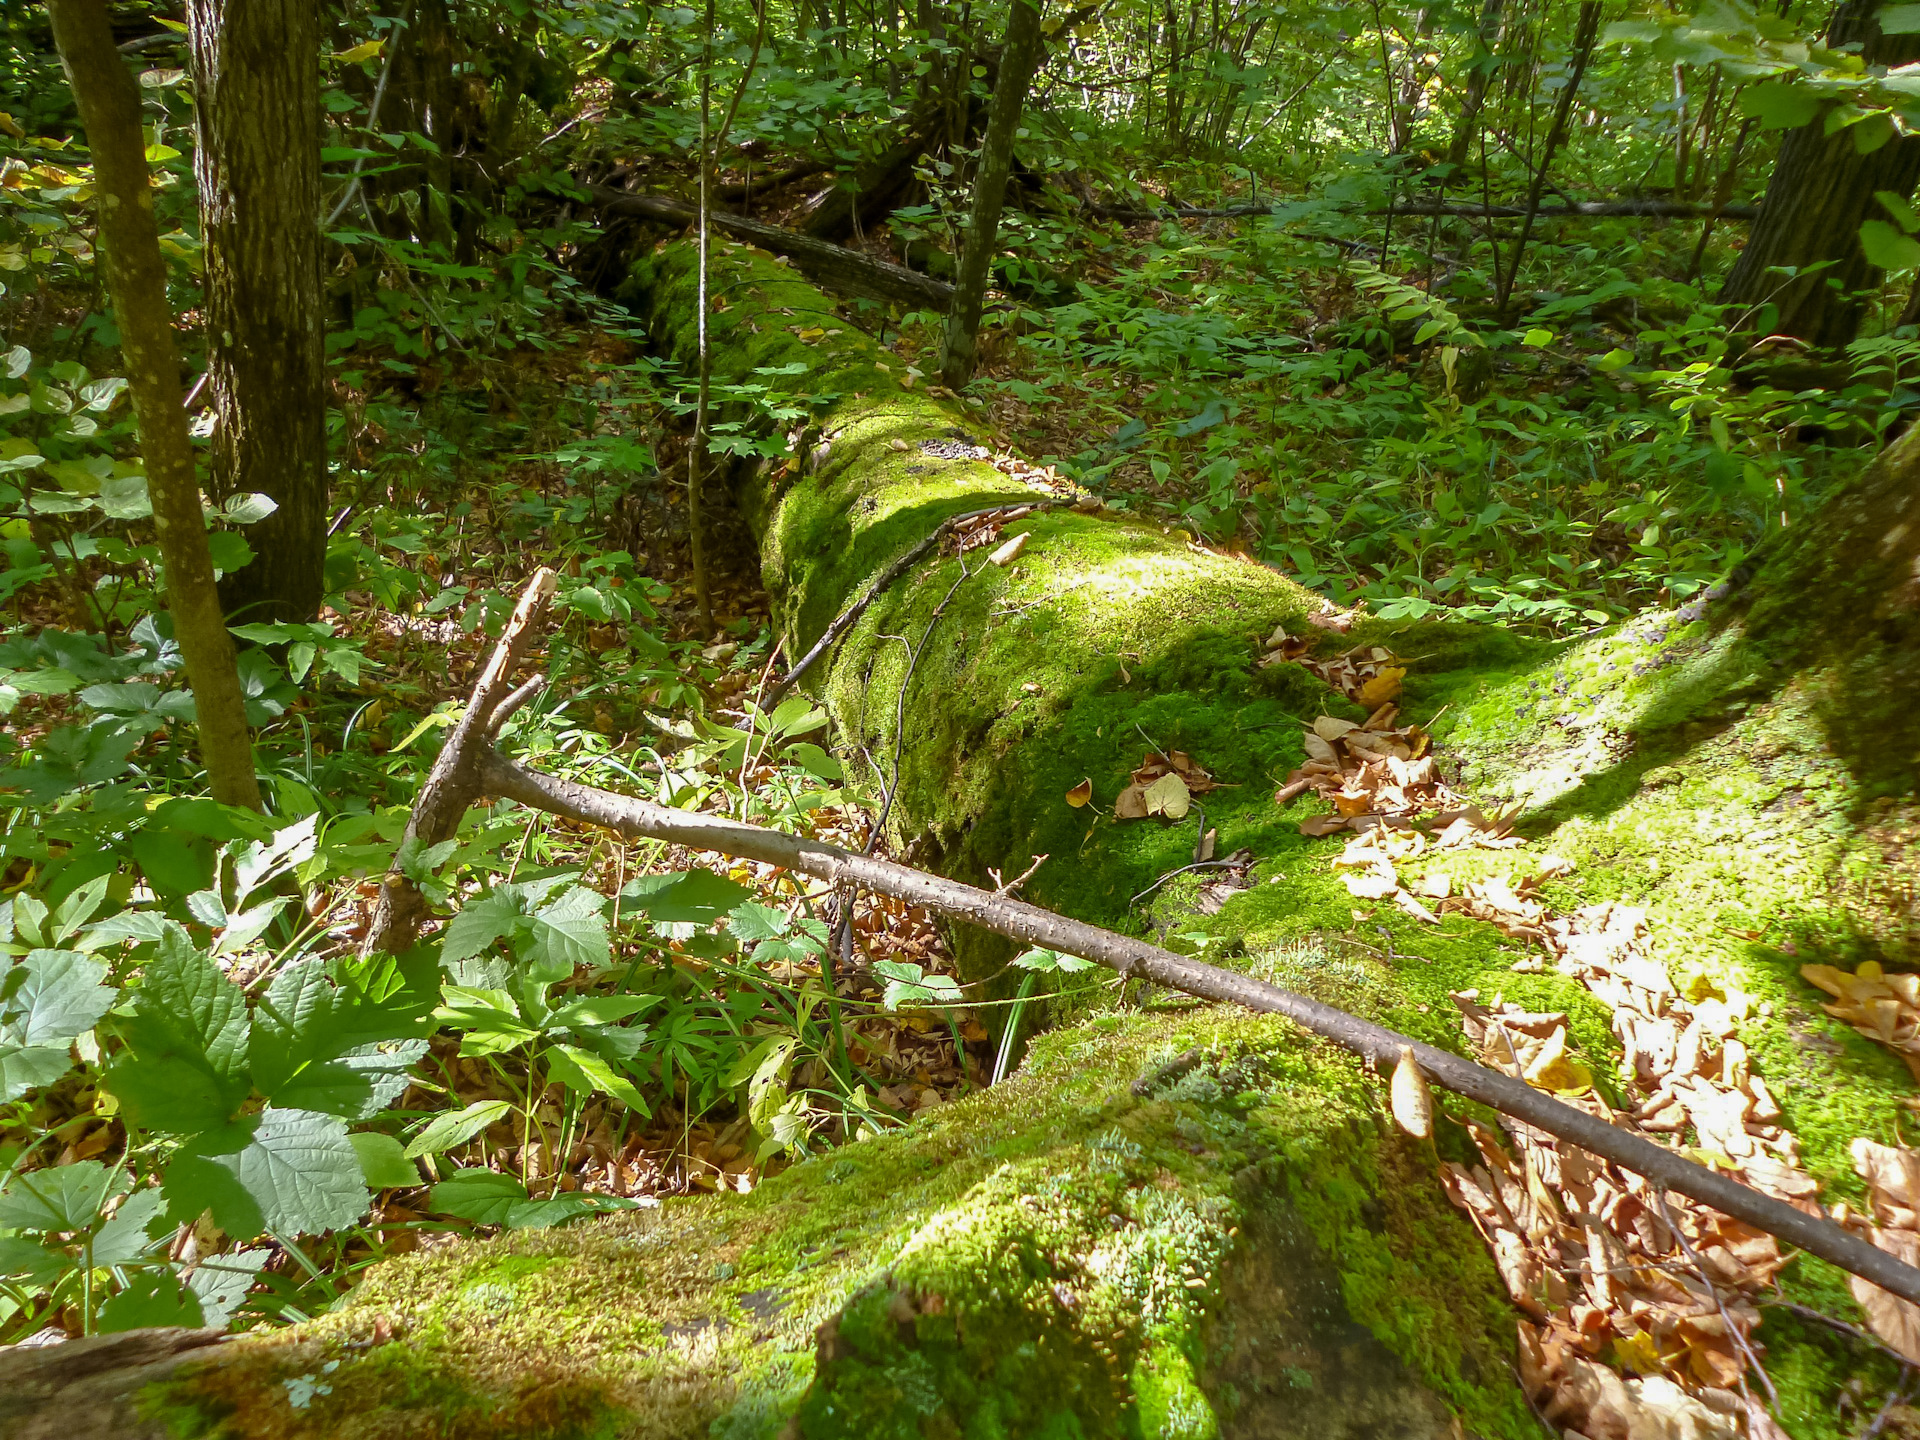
[2,0,1920,1435]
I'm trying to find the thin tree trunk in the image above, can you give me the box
[1493,0,1600,321]
[1443,0,1503,169]
[186,0,327,626]
[47,0,261,811]
[1719,0,1920,351]
[938,0,1047,390]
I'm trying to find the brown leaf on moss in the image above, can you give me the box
[1065,778,1092,808]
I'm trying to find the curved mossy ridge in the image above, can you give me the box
[618,240,1344,980]
[147,1013,1531,1440]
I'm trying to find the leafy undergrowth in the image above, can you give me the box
[0,318,1002,1345]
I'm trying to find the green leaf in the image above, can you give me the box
[1,949,113,1048]
[105,929,253,1135]
[440,888,523,965]
[185,1246,269,1328]
[548,995,654,1029]
[620,870,753,928]
[350,1132,421,1189]
[1739,82,1821,131]
[785,742,844,781]
[201,1107,368,1237]
[91,1188,167,1265]
[1011,947,1095,974]
[546,1042,650,1116]
[436,985,539,1057]
[250,957,428,1117]
[1880,189,1920,234]
[726,902,790,944]
[428,1168,639,1230]
[1884,2,1920,31]
[0,1044,77,1103]
[402,1098,514,1159]
[0,1159,129,1231]
[0,1234,70,1285]
[97,1270,205,1332]
[522,887,609,979]
[1862,219,1920,271]
[873,960,963,1011]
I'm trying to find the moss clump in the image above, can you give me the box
[150,1013,1533,1440]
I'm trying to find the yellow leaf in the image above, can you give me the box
[1065,778,1092,808]
[333,38,386,63]
[1390,1046,1432,1139]
[1611,1329,1666,1376]
[0,113,21,140]
[1356,666,1405,709]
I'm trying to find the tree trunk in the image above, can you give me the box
[1718,0,1920,352]
[939,0,1047,389]
[47,0,261,811]
[186,0,327,626]
[1443,0,1505,169]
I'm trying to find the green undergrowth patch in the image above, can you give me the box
[150,1010,1534,1440]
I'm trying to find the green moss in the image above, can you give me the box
[151,1013,1533,1439]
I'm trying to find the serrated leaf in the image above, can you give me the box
[727,901,790,943]
[522,886,608,978]
[250,958,426,1116]
[440,888,523,965]
[1,949,114,1047]
[620,870,753,928]
[428,1168,638,1230]
[92,1188,167,1265]
[105,928,252,1134]
[403,1098,514,1159]
[207,1107,368,1237]
[0,1159,129,1231]
[0,1043,76,1102]
[185,1246,269,1328]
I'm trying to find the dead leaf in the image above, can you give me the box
[1143,770,1191,820]
[1065,778,1093,808]
[1391,1045,1433,1139]
[1115,783,1148,820]
[989,533,1029,567]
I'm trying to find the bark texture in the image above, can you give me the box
[1718,0,1920,351]
[187,0,327,624]
[48,0,261,810]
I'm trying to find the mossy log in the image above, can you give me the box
[80,242,1920,1438]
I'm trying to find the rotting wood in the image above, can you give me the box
[370,569,1920,1313]
[582,186,955,309]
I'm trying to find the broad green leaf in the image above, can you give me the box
[0,1159,129,1231]
[349,1132,421,1189]
[726,902,790,944]
[251,958,427,1116]
[201,1107,368,1237]
[0,1043,76,1102]
[1862,219,1920,271]
[1884,2,1920,32]
[97,1270,205,1332]
[1879,190,1920,234]
[620,870,753,928]
[52,876,110,943]
[0,1234,70,1285]
[1,949,114,1047]
[403,1098,514,1159]
[1011,947,1095,974]
[1739,81,1821,131]
[440,888,524,964]
[548,995,654,1029]
[522,887,609,979]
[185,1246,269,1328]
[106,929,252,1135]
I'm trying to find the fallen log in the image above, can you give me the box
[366,566,1920,1312]
[583,185,954,309]
[1087,196,1761,222]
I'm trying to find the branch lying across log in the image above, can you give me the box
[1088,197,1761,222]
[582,185,955,310]
[375,568,1920,1314]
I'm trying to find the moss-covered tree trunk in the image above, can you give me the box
[94,239,1920,1440]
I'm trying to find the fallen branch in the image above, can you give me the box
[1087,197,1760,223]
[582,185,954,310]
[377,570,1920,1312]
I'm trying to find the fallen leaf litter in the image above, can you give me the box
[1262,623,1920,1436]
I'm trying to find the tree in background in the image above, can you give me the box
[45,0,260,810]
[938,0,1047,390]
[1718,0,1920,352]
[186,0,327,625]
